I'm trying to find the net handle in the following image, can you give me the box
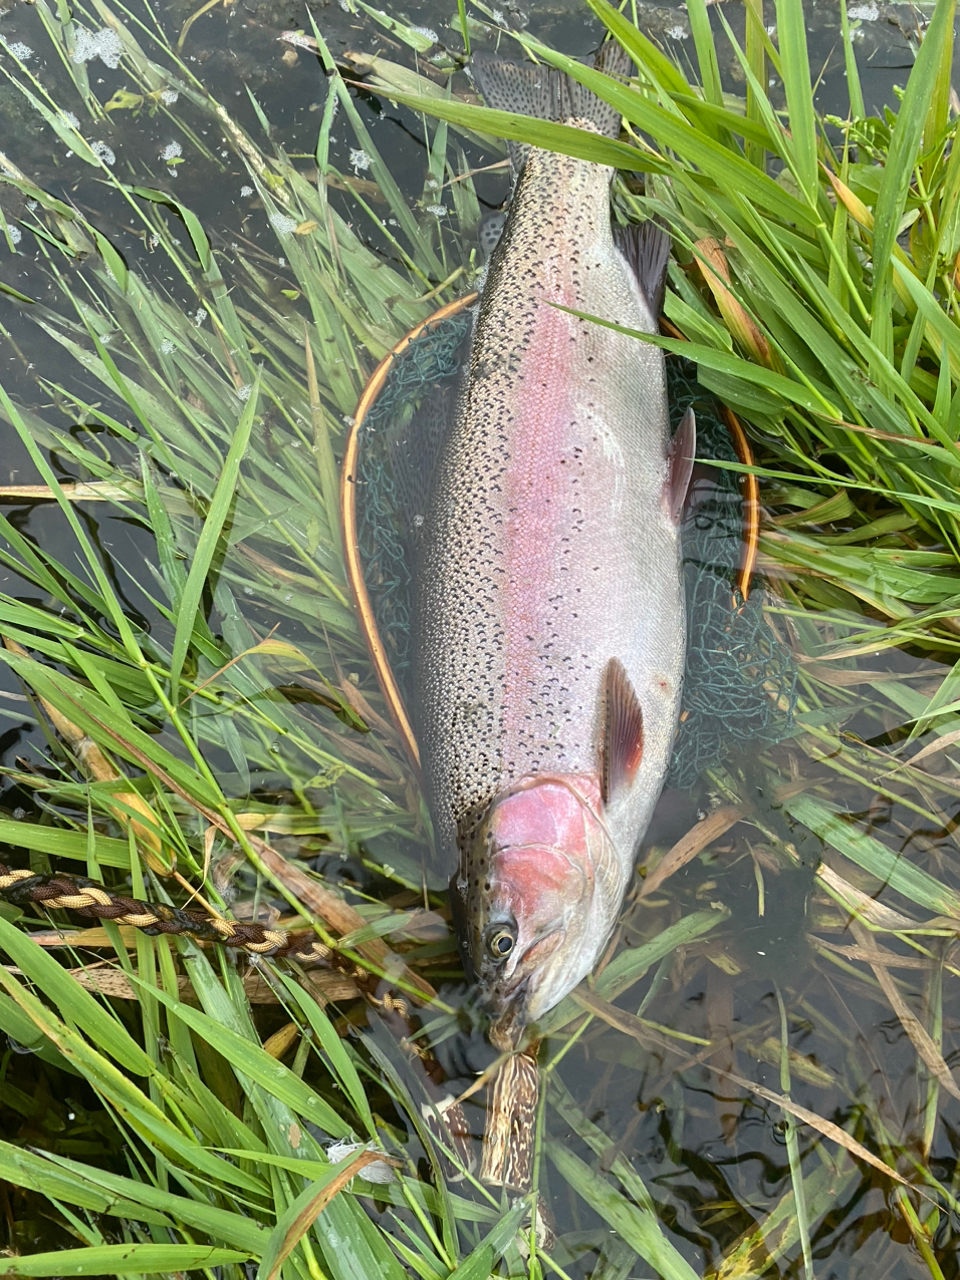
[343,300,759,772]
[342,293,479,772]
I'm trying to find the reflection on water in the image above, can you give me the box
[0,0,959,1275]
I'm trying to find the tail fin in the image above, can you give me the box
[472,44,629,171]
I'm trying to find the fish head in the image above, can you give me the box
[451,774,623,1045]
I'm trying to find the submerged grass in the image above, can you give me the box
[0,0,959,1276]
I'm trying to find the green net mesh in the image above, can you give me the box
[353,311,797,787]
[664,356,797,788]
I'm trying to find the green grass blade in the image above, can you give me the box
[168,374,259,701]
[785,793,960,917]
[839,1,866,119]
[12,1146,270,1252]
[0,912,155,1076]
[684,0,725,109]
[774,0,818,203]
[128,976,354,1139]
[548,1142,700,1280]
[270,969,376,1137]
[871,0,956,358]
[0,1243,249,1275]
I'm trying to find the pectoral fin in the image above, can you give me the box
[601,657,644,805]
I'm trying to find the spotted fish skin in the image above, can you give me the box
[415,52,691,1037]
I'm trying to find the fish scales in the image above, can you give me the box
[415,52,691,1036]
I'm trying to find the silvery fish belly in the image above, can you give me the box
[415,51,695,1044]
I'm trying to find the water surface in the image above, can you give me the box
[0,2,958,1277]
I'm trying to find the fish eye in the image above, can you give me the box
[487,926,516,959]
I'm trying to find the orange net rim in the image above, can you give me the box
[659,315,760,600]
[341,297,759,772]
[341,294,478,770]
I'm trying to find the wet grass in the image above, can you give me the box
[0,0,959,1276]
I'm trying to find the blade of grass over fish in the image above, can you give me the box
[514,36,818,227]
[168,375,258,702]
[355,86,657,175]
[586,0,696,109]
[0,1244,250,1275]
[558,314,840,418]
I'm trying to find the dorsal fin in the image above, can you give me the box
[666,407,696,525]
[601,658,644,805]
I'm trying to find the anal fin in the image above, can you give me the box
[666,407,696,525]
[601,657,644,805]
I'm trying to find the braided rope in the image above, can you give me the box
[0,861,473,1172]
[0,864,334,962]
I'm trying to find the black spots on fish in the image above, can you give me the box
[472,50,624,171]
[478,210,507,260]
[471,347,525,382]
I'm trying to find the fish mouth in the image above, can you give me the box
[479,966,530,1022]
[480,926,567,1045]
[487,982,531,1051]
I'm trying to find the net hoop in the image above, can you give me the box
[342,293,478,770]
[342,297,758,771]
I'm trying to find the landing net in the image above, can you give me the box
[349,310,797,787]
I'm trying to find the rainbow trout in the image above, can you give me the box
[415,51,695,1044]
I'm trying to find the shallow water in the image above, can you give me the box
[0,1,959,1277]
